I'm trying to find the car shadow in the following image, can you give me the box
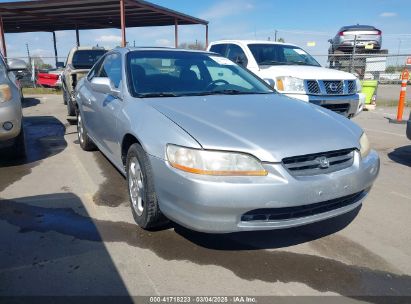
[0,193,133,299]
[173,206,361,251]
[0,116,67,192]
[388,145,411,167]
[21,97,41,109]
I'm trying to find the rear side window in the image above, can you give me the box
[209,44,227,56]
[72,50,107,69]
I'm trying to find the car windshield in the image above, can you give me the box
[72,50,107,69]
[126,50,274,98]
[248,44,320,67]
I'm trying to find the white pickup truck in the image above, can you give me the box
[208,40,364,117]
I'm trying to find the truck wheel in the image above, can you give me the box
[77,112,96,151]
[12,126,26,159]
[126,143,168,229]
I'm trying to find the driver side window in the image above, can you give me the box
[95,53,122,88]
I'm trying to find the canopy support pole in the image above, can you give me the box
[205,24,209,49]
[120,0,126,47]
[0,16,7,59]
[174,19,178,48]
[52,31,58,66]
[76,27,80,47]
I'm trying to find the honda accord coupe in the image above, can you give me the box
[75,48,380,233]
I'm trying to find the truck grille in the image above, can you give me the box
[306,80,320,94]
[282,148,355,176]
[241,191,365,222]
[347,80,356,94]
[305,80,357,95]
[323,80,344,94]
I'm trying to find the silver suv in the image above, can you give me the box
[0,55,27,156]
[329,25,382,52]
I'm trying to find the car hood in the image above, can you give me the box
[148,94,362,162]
[258,65,357,80]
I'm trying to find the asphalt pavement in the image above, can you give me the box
[0,95,410,302]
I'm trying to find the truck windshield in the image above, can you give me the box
[72,50,107,69]
[248,44,320,67]
[127,50,274,98]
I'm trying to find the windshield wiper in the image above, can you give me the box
[259,60,284,66]
[181,90,271,96]
[137,92,179,98]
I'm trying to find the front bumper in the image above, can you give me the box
[150,150,380,233]
[0,98,22,142]
[285,93,360,118]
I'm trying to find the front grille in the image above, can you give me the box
[321,103,350,114]
[306,80,320,94]
[241,191,365,222]
[282,148,355,176]
[323,80,344,94]
[347,80,356,94]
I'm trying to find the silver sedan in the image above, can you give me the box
[76,48,380,233]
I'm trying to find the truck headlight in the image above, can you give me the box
[360,132,371,158]
[356,78,362,93]
[166,144,268,176]
[0,84,12,103]
[276,77,306,93]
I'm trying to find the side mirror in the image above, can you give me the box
[235,56,247,67]
[8,58,27,71]
[91,77,121,98]
[56,62,65,69]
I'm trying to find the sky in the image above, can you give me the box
[2,0,411,65]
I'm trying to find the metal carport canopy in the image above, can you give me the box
[0,0,209,58]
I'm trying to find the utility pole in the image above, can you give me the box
[26,43,31,67]
[274,30,278,42]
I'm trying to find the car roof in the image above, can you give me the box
[114,47,214,55]
[209,40,298,48]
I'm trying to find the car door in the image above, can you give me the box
[91,53,123,161]
[78,56,105,142]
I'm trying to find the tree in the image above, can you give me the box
[31,56,52,70]
[277,38,285,43]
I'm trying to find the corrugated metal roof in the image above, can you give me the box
[0,0,208,33]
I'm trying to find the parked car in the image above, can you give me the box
[407,112,411,140]
[76,48,380,233]
[0,56,27,156]
[61,46,106,116]
[329,25,382,52]
[208,40,361,118]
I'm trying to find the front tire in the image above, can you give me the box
[126,143,167,229]
[77,112,96,151]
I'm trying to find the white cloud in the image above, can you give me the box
[199,0,254,20]
[155,39,173,47]
[95,35,122,43]
[380,12,397,18]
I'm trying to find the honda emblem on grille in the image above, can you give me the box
[328,82,339,92]
[316,156,330,169]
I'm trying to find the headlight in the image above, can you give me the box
[356,78,362,93]
[359,132,371,158]
[166,145,268,176]
[276,77,305,93]
[0,84,12,103]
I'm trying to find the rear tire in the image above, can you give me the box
[126,143,167,229]
[65,88,76,116]
[77,112,96,151]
